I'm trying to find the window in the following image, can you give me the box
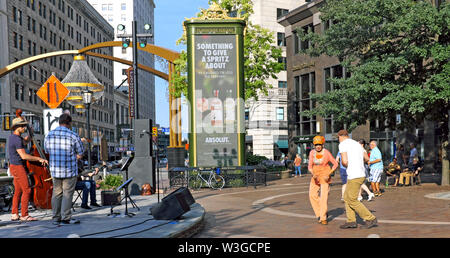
[323,65,349,133]
[294,23,314,54]
[276,107,284,120]
[277,8,289,19]
[121,3,126,10]
[295,72,316,135]
[19,35,23,50]
[277,32,286,47]
[278,81,287,88]
[13,32,18,48]
[278,57,287,70]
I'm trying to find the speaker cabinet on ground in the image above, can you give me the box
[150,189,191,220]
[101,191,121,206]
[163,187,195,206]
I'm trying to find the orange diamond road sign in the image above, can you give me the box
[37,74,70,109]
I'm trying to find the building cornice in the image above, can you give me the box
[67,0,114,38]
[278,0,324,27]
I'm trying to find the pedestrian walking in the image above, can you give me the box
[44,114,84,225]
[8,117,48,221]
[308,136,338,225]
[337,130,377,229]
[335,152,347,202]
[358,140,375,201]
[294,154,302,177]
[396,144,407,168]
[368,141,383,196]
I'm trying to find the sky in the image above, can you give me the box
[153,0,210,128]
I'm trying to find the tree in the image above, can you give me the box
[170,0,284,100]
[299,0,449,182]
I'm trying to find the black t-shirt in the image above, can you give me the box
[8,134,25,165]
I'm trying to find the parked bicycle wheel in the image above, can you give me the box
[188,175,203,190]
[210,174,225,189]
[170,175,186,188]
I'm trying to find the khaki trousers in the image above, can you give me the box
[399,172,413,185]
[52,176,77,222]
[344,177,376,223]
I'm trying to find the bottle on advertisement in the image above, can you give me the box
[210,89,223,126]
[224,89,235,125]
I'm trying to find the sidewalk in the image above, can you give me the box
[0,190,205,238]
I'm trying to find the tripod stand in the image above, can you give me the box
[119,156,140,217]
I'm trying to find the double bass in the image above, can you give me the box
[16,109,53,209]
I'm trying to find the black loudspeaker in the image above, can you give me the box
[101,191,121,206]
[134,119,152,157]
[163,187,195,206]
[167,147,186,170]
[150,190,191,220]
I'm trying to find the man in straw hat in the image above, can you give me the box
[337,129,378,229]
[8,117,48,221]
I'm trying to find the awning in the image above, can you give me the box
[275,140,288,149]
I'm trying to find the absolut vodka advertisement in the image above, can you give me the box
[193,34,241,167]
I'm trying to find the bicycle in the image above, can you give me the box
[169,171,188,189]
[188,168,225,190]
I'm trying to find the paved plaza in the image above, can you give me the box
[0,170,448,238]
[192,173,450,238]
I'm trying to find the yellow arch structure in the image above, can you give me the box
[0,41,182,147]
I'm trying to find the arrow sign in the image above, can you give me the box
[44,108,63,135]
[37,75,70,109]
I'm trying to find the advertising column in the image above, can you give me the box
[185,9,246,167]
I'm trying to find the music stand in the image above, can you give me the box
[120,156,139,212]
[117,177,134,217]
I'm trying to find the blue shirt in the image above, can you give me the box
[8,134,25,165]
[409,148,418,164]
[369,147,383,170]
[337,152,346,172]
[44,126,84,178]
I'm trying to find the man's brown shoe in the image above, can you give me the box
[361,218,378,229]
[339,222,357,229]
[320,220,328,225]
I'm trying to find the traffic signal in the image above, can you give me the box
[122,38,130,48]
[139,38,147,48]
[3,113,10,131]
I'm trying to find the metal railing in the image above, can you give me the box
[169,166,271,189]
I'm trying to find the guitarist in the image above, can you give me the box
[8,117,48,221]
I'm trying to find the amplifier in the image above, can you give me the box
[101,191,121,206]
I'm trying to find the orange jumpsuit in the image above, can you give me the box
[308,149,338,222]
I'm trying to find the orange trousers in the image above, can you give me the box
[10,164,31,217]
[309,166,331,221]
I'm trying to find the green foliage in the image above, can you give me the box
[299,0,449,132]
[246,154,268,165]
[226,178,245,188]
[99,174,123,190]
[170,0,284,101]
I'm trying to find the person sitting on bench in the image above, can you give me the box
[386,158,401,186]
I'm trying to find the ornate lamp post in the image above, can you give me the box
[62,55,104,169]
[82,90,93,169]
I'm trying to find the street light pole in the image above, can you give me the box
[117,21,152,120]
[82,90,93,170]
[132,20,139,119]
[86,102,91,170]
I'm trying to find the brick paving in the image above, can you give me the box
[191,173,450,238]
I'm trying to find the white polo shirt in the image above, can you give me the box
[338,138,367,180]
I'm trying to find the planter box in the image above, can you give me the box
[281,170,291,179]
